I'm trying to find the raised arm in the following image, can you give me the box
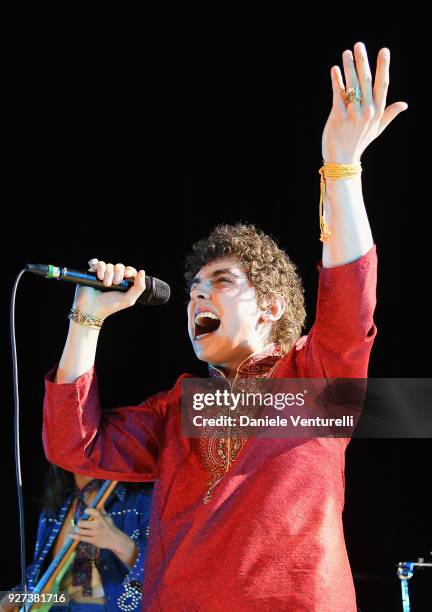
[320,42,407,268]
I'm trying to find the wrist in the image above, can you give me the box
[322,150,362,165]
[111,530,138,568]
[318,162,363,242]
[68,308,104,330]
[324,172,362,189]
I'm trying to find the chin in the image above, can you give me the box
[192,343,226,366]
[193,347,217,364]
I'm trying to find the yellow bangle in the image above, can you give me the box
[68,308,104,330]
[318,162,362,241]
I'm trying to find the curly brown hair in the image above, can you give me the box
[185,223,306,354]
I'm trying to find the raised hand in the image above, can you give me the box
[322,42,408,164]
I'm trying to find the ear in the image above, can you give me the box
[260,294,286,322]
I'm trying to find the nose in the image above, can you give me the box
[190,279,211,301]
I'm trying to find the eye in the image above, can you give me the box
[214,277,232,284]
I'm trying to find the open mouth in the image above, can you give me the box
[194,311,221,340]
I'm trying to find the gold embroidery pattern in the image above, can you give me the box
[201,343,282,503]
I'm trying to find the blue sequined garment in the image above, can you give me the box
[12,483,152,611]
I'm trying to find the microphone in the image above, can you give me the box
[26,263,171,306]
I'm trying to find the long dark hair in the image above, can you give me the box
[42,465,102,516]
[42,464,153,516]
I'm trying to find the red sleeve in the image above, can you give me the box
[296,245,378,378]
[42,365,180,481]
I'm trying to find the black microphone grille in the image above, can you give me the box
[137,276,171,306]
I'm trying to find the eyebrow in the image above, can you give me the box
[189,268,243,287]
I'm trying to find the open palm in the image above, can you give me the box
[322,42,408,164]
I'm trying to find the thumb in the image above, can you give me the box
[124,269,147,305]
[378,102,408,136]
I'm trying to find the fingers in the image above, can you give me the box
[340,43,396,118]
[75,522,93,532]
[330,65,346,112]
[125,270,147,305]
[95,260,106,280]
[353,42,373,106]
[71,518,98,538]
[70,507,114,544]
[103,263,115,287]
[90,259,139,286]
[124,265,137,279]
[113,264,125,285]
[77,508,104,528]
[377,101,408,136]
[77,519,96,530]
[342,49,360,100]
[71,532,95,544]
[86,257,146,308]
[373,47,391,114]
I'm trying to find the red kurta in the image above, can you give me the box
[43,246,377,611]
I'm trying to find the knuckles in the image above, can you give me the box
[362,105,376,120]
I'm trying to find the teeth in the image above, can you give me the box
[194,311,219,325]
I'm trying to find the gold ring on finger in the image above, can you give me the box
[345,86,362,104]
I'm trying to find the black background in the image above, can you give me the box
[2,18,430,612]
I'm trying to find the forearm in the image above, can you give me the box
[55,321,100,384]
[111,531,139,569]
[321,174,373,268]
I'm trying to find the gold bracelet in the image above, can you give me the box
[318,161,362,242]
[68,308,104,330]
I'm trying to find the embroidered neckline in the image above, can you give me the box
[208,342,281,380]
[201,342,282,503]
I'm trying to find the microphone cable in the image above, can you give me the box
[10,268,29,593]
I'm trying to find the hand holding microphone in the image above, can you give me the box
[24,258,171,383]
[73,259,148,321]
[27,258,171,324]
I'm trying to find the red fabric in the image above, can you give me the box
[43,246,377,611]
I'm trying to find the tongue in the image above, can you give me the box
[196,316,220,333]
